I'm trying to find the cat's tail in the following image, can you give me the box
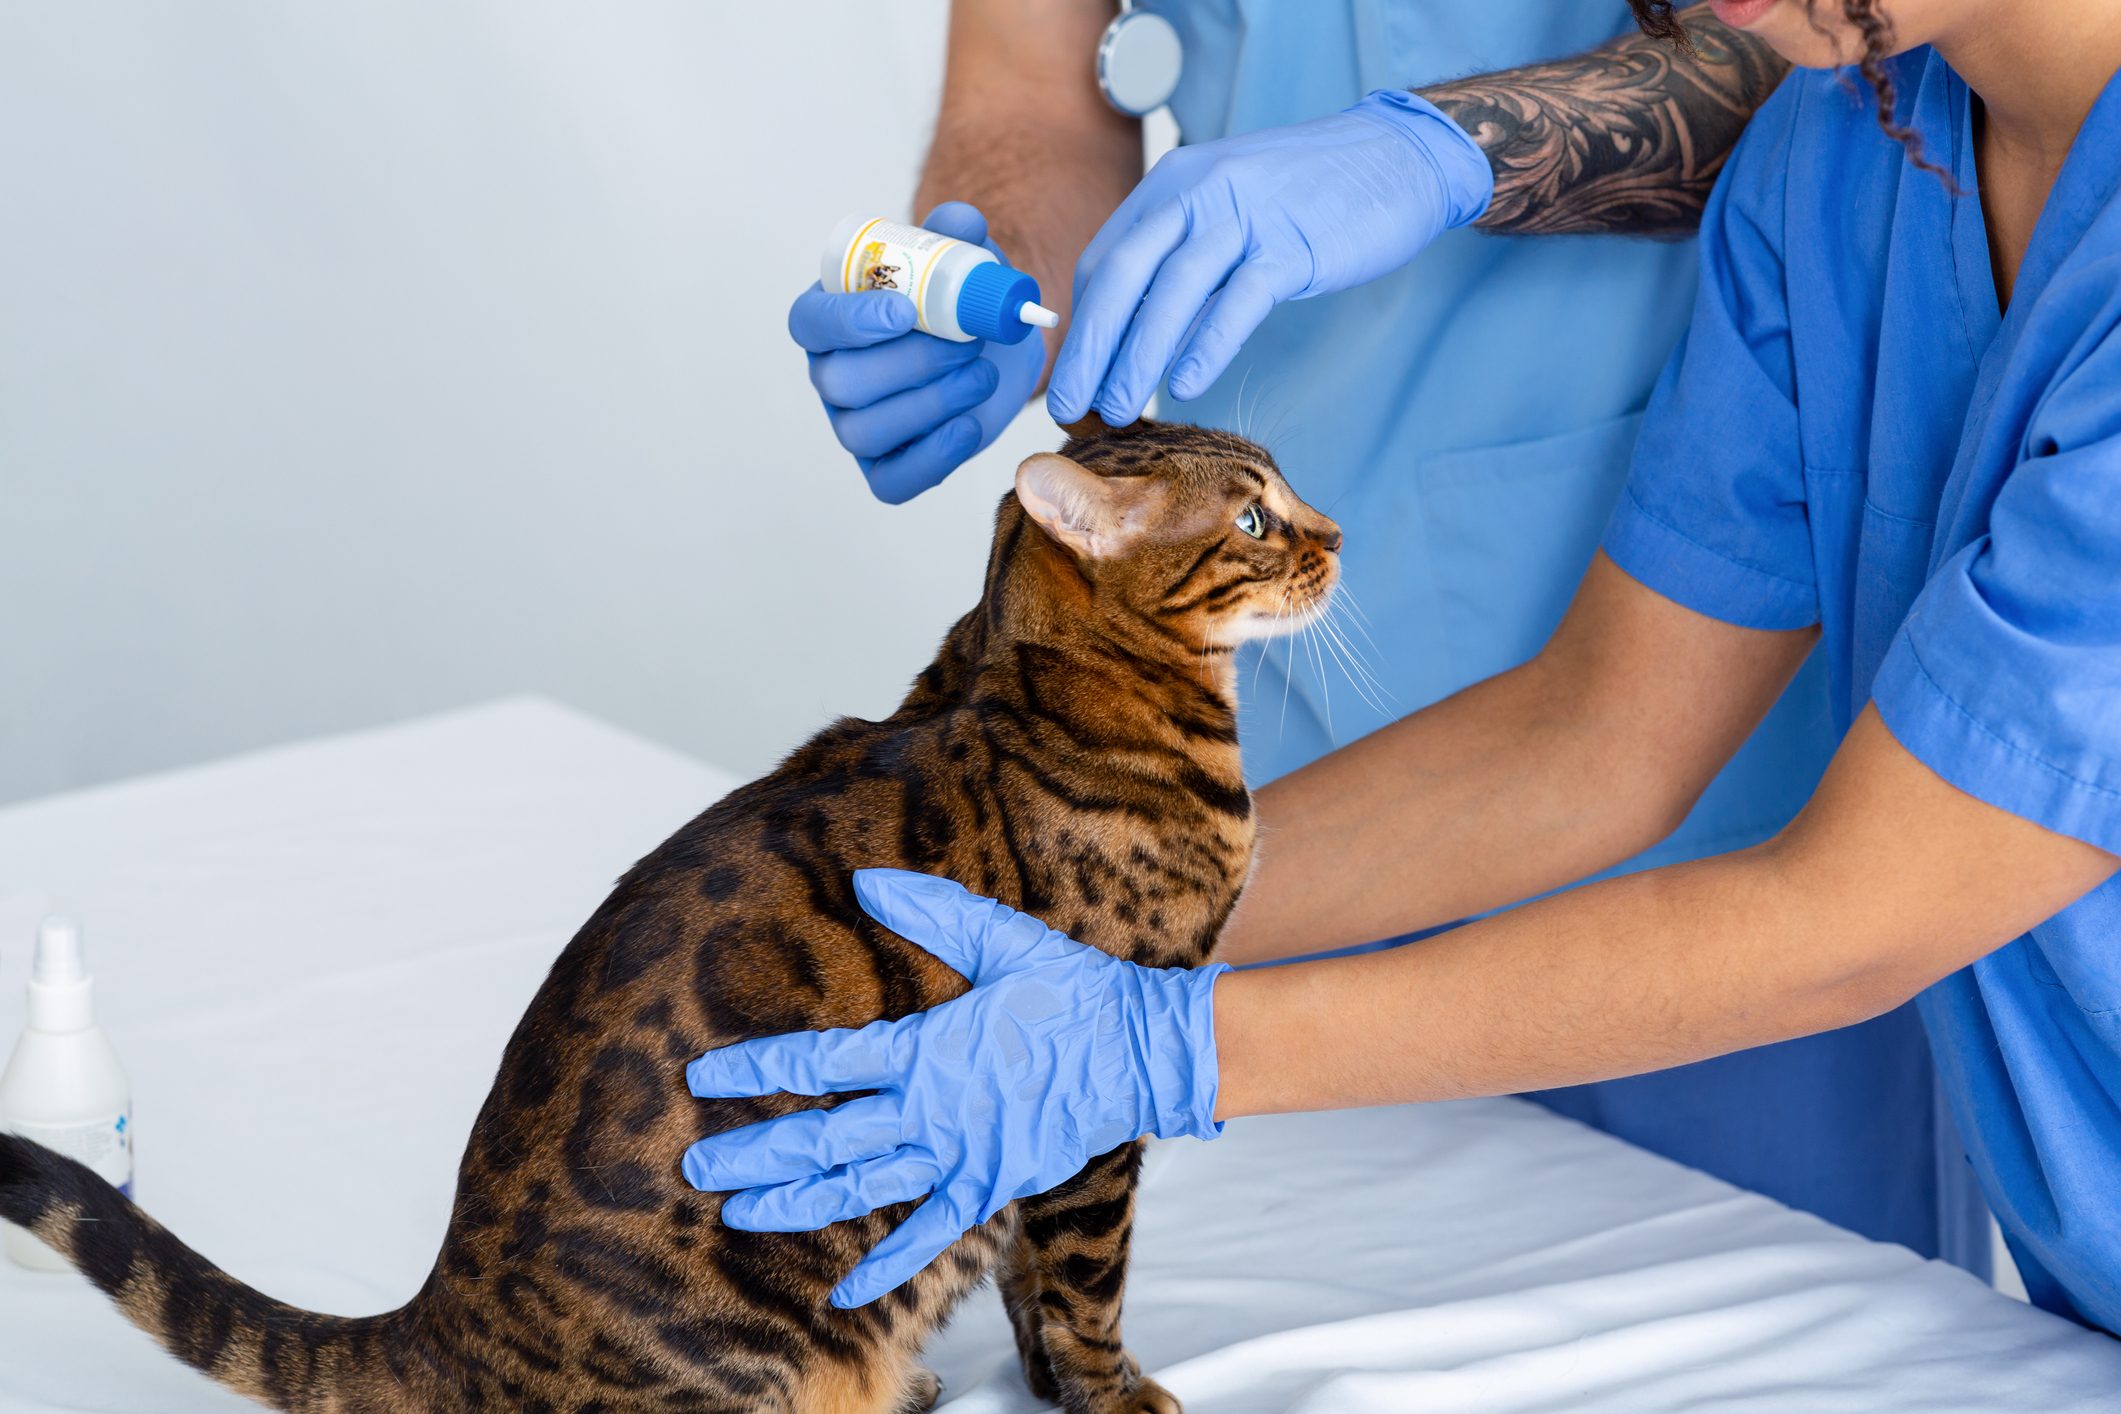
[0,1131,400,1412]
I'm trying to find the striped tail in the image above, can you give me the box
[0,1131,399,1412]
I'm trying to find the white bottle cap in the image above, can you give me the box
[27,916,94,1032]
[1019,302,1060,330]
[32,916,84,986]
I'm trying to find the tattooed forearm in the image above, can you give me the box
[1423,4,1789,238]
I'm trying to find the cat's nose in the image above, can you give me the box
[1318,526,1343,554]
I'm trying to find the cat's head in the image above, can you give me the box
[1008,415,1341,650]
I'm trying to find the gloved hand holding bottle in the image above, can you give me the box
[791,203,1047,505]
[680,868,1226,1309]
[1047,90,1495,428]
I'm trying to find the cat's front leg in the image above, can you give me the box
[998,1140,1180,1414]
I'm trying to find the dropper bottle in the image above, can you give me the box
[0,917,133,1270]
[823,214,1060,344]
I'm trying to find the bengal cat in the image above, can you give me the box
[0,415,1342,1413]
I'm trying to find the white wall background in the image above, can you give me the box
[0,0,1077,804]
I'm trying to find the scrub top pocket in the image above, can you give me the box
[1419,413,1642,686]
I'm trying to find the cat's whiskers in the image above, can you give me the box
[1315,593,1399,708]
[1320,474,1363,520]
[1335,592,1397,712]
[1317,602,1393,718]
[1305,615,1335,740]
[1259,402,1301,461]
[1249,612,1274,703]
[1277,586,1299,737]
[1335,583,1386,657]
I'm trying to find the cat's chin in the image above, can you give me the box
[1223,597,1332,645]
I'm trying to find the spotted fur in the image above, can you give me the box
[0,416,1341,1413]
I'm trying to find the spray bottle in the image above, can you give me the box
[823,215,1060,344]
[0,917,133,1271]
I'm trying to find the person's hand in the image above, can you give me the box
[790,202,1046,504]
[1047,91,1493,427]
[680,868,1227,1308]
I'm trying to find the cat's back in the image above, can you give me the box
[405,708,983,1404]
[475,705,973,1157]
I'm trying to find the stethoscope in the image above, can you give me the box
[1098,1,1184,116]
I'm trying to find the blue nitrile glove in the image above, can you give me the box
[681,868,1227,1309]
[791,202,1046,504]
[1048,90,1494,427]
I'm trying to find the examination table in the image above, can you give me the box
[3,699,2117,1412]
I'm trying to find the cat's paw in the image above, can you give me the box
[895,1366,944,1413]
[1056,1368,1181,1414]
[1107,1376,1182,1414]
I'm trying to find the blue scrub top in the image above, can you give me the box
[1142,1,1985,1270]
[1606,50,2121,1333]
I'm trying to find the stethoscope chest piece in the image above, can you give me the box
[1097,7,1184,117]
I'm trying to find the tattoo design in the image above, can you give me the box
[1425,4,1789,238]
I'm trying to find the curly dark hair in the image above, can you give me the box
[1628,0,1944,177]
[1626,0,1699,50]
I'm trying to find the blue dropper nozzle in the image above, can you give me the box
[957,262,1058,344]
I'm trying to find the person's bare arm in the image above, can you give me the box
[915,0,1143,374]
[1220,554,1814,964]
[1426,2,1788,236]
[1215,704,2118,1117]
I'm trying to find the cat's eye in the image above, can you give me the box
[1235,503,1267,539]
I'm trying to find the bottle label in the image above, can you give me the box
[11,1111,132,1197]
[833,218,968,336]
[838,218,950,295]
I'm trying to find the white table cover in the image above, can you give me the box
[1,699,2115,1412]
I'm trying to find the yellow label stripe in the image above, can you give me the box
[840,217,886,293]
[913,237,960,333]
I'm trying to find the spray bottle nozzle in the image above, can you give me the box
[32,916,86,987]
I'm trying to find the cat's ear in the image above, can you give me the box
[1015,453,1163,560]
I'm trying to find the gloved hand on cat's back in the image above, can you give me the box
[790,202,1046,504]
[680,867,1227,1309]
[1047,90,1494,428]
